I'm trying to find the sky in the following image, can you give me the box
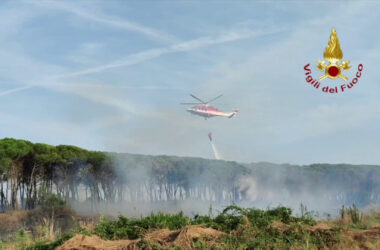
[1,0,380,165]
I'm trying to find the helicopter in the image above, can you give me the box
[181,94,238,119]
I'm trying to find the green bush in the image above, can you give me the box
[94,211,191,240]
[339,204,362,225]
[4,204,345,249]
[137,211,191,231]
[349,204,361,224]
[55,205,340,249]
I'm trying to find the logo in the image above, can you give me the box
[304,28,363,94]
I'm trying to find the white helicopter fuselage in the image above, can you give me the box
[187,105,238,119]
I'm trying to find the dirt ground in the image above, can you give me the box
[57,225,224,250]
[335,226,380,250]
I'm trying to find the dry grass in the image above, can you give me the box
[57,234,134,250]
[76,215,100,232]
[332,227,380,250]
[57,225,224,250]
[0,210,28,239]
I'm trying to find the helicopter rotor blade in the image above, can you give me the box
[180,103,201,105]
[205,94,223,104]
[190,94,206,104]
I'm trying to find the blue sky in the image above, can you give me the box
[1,0,380,165]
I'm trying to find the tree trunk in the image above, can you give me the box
[50,208,55,239]
[0,179,4,212]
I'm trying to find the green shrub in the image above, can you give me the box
[137,211,191,231]
[94,211,191,240]
[93,217,120,240]
[86,205,339,249]
[339,204,362,225]
[349,204,361,224]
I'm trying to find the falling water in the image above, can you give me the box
[210,141,222,160]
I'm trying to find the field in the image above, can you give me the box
[1,138,380,249]
[1,204,380,250]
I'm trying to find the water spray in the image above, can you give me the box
[208,132,222,160]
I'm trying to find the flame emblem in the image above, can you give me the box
[317,28,351,81]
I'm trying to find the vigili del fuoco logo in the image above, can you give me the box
[304,28,363,94]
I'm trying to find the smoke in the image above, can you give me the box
[71,153,233,217]
[233,163,378,216]
[237,176,258,201]
[68,154,380,219]
[62,138,380,219]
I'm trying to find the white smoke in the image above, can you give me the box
[237,176,258,201]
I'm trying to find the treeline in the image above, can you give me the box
[1,138,380,213]
[0,138,248,212]
[0,137,114,211]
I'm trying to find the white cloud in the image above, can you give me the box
[28,0,177,43]
[0,26,287,114]
[52,82,161,119]
[53,27,288,79]
[0,7,35,40]
[0,86,32,97]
